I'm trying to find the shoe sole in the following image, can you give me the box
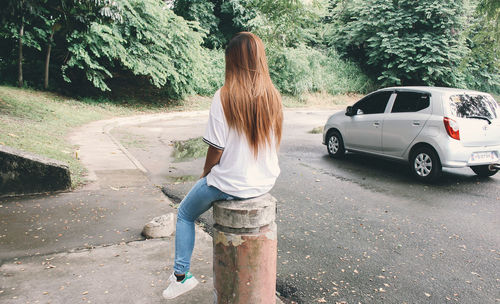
[162,279,199,299]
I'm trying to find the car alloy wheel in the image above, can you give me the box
[328,136,339,154]
[410,146,441,182]
[326,130,345,158]
[414,152,433,177]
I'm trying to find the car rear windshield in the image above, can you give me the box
[448,94,499,120]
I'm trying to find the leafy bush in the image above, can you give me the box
[330,0,468,87]
[460,12,500,94]
[63,0,206,99]
[173,0,226,49]
[267,45,374,96]
[193,48,225,96]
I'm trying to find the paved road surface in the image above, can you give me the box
[111,110,500,304]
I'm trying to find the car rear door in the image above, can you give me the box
[448,94,500,147]
[344,91,393,153]
[382,91,432,157]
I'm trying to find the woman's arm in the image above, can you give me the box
[201,145,223,178]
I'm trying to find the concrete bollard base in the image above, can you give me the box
[213,194,277,304]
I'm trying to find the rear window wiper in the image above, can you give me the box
[466,115,492,124]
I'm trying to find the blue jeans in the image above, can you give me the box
[173,177,236,275]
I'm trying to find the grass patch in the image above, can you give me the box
[169,95,212,111]
[282,92,361,109]
[309,126,324,134]
[171,137,207,162]
[0,86,165,187]
[0,85,361,188]
[168,175,199,183]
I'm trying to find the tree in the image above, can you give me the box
[478,0,500,36]
[173,0,223,48]
[42,0,122,90]
[460,3,500,94]
[221,0,327,48]
[329,0,469,87]
[1,0,48,87]
[62,0,207,98]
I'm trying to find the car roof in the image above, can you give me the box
[378,86,487,95]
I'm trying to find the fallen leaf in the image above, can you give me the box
[424,292,431,297]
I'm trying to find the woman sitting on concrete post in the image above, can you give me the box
[162,32,283,299]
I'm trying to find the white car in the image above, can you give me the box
[323,87,500,182]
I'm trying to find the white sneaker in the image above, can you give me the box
[162,271,199,299]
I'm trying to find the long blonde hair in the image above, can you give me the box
[221,32,283,157]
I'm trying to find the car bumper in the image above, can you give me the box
[440,141,500,168]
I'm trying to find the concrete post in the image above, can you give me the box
[213,193,277,304]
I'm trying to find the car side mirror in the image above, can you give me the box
[345,106,355,116]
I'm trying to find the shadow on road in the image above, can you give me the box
[321,153,498,189]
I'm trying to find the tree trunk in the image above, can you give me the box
[18,24,24,88]
[44,29,54,90]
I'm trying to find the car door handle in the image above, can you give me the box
[412,121,421,126]
[373,122,380,127]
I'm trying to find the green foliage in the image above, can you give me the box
[2,0,496,100]
[477,0,500,34]
[173,0,329,49]
[330,0,469,87]
[0,0,51,85]
[174,0,224,48]
[268,45,374,95]
[171,0,371,97]
[460,11,500,94]
[63,0,206,99]
[223,0,327,48]
[0,0,50,48]
[193,48,225,96]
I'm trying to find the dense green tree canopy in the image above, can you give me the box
[0,0,498,98]
[330,0,469,86]
[64,0,206,97]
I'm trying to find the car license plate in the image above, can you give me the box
[470,151,498,163]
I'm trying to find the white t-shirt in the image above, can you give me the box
[203,89,280,198]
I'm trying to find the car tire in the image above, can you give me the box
[410,147,442,182]
[470,165,498,177]
[326,130,345,158]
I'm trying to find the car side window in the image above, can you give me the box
[354,91,392,115]
[391,92,430,113]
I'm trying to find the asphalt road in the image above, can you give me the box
[111,110,500,304]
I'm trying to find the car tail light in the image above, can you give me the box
[444,117,460,140]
